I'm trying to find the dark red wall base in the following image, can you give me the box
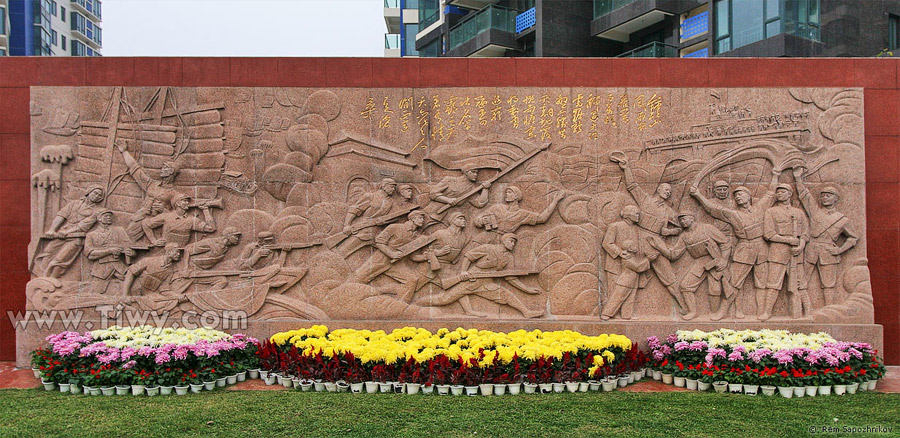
[1,57,897,363]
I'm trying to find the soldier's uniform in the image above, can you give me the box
[352,221,420,285]
[85,224,131,294]
[40,197,102,278]
[147,210,213,247]
[798,186,856,292]
[674,223,731,296]
[764,201,809,291]
[624,182,679,287]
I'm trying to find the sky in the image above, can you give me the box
[102,0,386,57]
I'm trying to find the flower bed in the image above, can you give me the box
[261,326,645,394]
[648,329,886,397]
[32,326,260,396]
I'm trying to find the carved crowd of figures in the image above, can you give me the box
[26,87,867,323]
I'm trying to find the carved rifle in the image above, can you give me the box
[389,234,436,263]
[442,269,539,289]
[435,142,551,215]
[324,205,417,248]
[263,240,324,252]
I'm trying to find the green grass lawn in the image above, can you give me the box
[0,389,898,438]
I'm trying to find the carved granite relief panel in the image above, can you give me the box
[26,87,872,324]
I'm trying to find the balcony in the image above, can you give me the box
[616,41,677,57]
[384,0,401,34]
[591,0,698,42]
[680,10,708,41]
[384,33,401,57]
[447,4,518,57]
[71,0,101,21]
[448,0,499,10]
[515,7,536,34]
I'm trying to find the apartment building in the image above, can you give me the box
[5,0,101,56]
[385,0,421,57]
[390,0,900,58]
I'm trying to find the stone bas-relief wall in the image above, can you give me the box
[21,86,874,361]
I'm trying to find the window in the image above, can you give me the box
[62,35,66,50]
[0,7,5,35]
[72,39,86,56]
[61,6,66,21]
[51,29,58,45]
[403,23,418,56]
[418,0,439,32]
[51,1,57,16]
[714,0,818,54]
[420,38,440,57]
[890,14,899,50]
[0,49,6,56]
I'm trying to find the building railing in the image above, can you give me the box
[616,41,678,57]
[385,33,400,49]
[418,0,440,32]
[448,4,517,51]
[593,0,637,19]
[680,11,708,40]
[515,7,536,33]
[384,0,400,8]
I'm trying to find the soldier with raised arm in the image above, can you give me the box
[350,210,428,301]
[794,169,858,306]
[615,159,686,313]
[145,193,216,248]
[648,212,731,320]
[690,169,781,320]
[425,166,491,223]
[473,186,565,244]
[763,180,809,321]
[37,185,106,278]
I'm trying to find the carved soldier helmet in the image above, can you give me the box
[408,210,427,221]
[84,184,105,200]
[170,193,192,209]
[446,211,465,224]
[379,178,397,189]
[96,208,114,218]
[164,242,182,253]
[621,205,640,218]
[776,183,794,195]
[223,226,242,237]
[732,186,752,196]
[713,180,729,189]
[677,212,695,220]
[820,185,840,197]
[505,186,522,201]
[501,233,518,243]
[257,231,274,240]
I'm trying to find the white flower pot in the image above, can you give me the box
[868,380,878,391]
[115,385,130,395]
[101,386,115,396]
[652,370,662,380]
[673,377,686,388]
[324,382,337,392]
[728,383,743,393]
[538,383,552,394]
[248,369,259,380]
[804,385,817,397]
[226,375,237,385]
[406,383,422,395]
[686,379,698,390]
[552,383,565,393]
[627,373,635,384]
[834,384,847,395]
[365,381,379,393]
[793,387,805,397]
[32,368,41,379]
[743,384,759,396]
[146,386,160,397]
[713,381,728,393]
[697,381,711,391]
[300,381,313,392]
[522,383,537,394]
[778,386,794,398]
[160,386,174,395]
[258,370,269,380]
[336,381,349,393]
[89,387,101,396]
[83,386,91,396]
[350,382,364,393]
[421,384,435,394]
[264,375,277,386]
[291,378,302,389]
[216,377,228,388]
[175,386,189,395]
[617,376,629,388]
[493,384,506,395]
[393,382,405,394]
[41,381,56,391]
[858,380,869,391]
[69,384,80,395]
[564,381,579,393]
[478,383,493,395]
[437,384,450,395]
[450,385,464,395]
[132,384,146,396]
[190,384,204,393]
[847,382,859,394]
[237,372,247,382]
[203,381,216,390]
[601,380,616,392]
[578,382,589,392]
[818,385,832,396]
[634,371,643,382]
[760,385,776,396]
[57,383,69,393]
[661,373,673,384]
[279,377,292,389]
[464,385,479,396]
[588,380,601,391]
[378,382,392,393]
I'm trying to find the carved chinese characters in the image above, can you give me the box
[26,87,871,327]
